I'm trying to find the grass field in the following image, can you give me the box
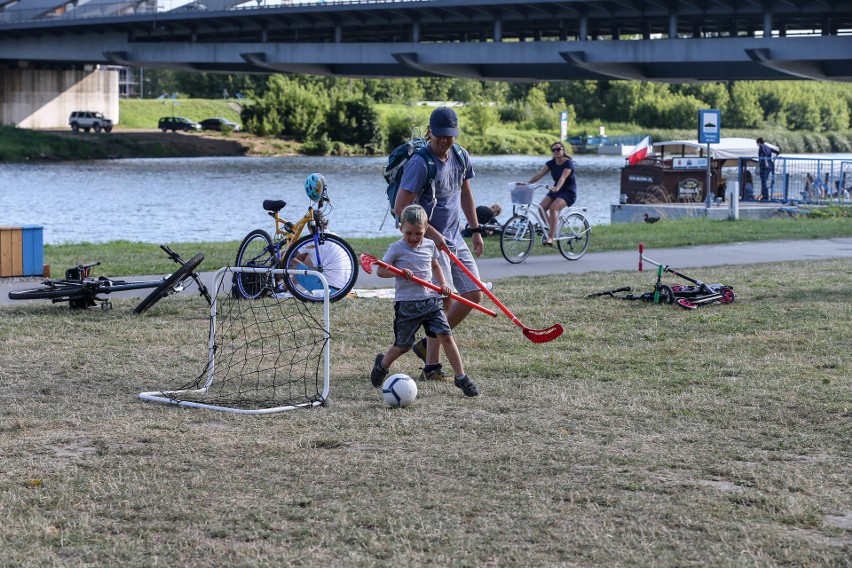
[1,257,849,566]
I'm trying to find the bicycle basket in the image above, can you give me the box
[509,183,535,205]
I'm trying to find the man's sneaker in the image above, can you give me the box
[412,337,427,362]
[370,353,388,388]
[419,365,453,383]
[454,375,480,397]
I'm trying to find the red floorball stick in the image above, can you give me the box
[441,247,563,343]
[639,242,644,272]
[359,254,497,318]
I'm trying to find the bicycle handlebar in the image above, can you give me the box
[513,182,554,191]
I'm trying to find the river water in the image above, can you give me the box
[2,154,627,245]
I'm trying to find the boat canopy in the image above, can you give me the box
[651,137,780,167]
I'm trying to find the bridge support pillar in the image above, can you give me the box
[0,67,118,129]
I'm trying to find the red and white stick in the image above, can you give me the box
[441,246,563,344]
[359,254,497,317]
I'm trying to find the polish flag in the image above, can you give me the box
[627,136,651,166]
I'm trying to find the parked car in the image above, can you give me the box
[158,116,201,132]
[199,117,241,132]
[69,111,113,133]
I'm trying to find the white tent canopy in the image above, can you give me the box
[651,137,780,167]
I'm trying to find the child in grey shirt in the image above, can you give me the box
[370,204,479,397]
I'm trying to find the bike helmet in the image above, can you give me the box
[304,173,327,202]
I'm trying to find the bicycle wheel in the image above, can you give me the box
[8,281,89,302]
[281,233,358,303]
[557,212,591,260]
[500,215,534,264]
[133,253,204,315]
[233,229,277,299]
[657,284,675,305]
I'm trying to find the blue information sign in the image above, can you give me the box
[698,109,721,144]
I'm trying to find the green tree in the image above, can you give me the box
[727,82,763,128]
[460,103,499,136]
[324,97,383,151]
[676,83,730,116]
[600,81,647,123]
[787,96,822,131]
[524,85,554,130]
[819,95,850,131]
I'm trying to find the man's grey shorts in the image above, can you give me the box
[435,242,481,295]
[393,298,452,350]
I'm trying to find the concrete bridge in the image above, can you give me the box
[2,0,851,128]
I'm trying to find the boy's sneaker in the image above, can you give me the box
[412,337,427,362]
[370,353,388,388]
[454,375,480,397]
[419,365,453,383]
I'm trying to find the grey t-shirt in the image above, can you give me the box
[398,145,475,249]
[382,238,441,301]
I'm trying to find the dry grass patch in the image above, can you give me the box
[1,259,850,566]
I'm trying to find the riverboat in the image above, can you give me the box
[620,138,777,204]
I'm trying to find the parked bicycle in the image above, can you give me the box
[233,173,358,303]
[499,183,591,264]
[8,246,211,314]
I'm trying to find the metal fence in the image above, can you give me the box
[567,134,648,148]
[737,156,851,204]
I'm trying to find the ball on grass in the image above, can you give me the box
[382,373,417,408]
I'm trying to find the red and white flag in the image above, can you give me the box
[627,136,651,166]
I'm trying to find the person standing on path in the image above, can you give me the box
[394,107,484,382]
[756,137,781,200]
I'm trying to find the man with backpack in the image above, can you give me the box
[394,107,485,382]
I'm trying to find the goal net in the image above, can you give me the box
[139,267,331,414]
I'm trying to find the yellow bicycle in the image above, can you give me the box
[233,174,358,302]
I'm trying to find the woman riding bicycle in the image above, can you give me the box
[526,142,577,246]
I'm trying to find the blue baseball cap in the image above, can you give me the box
[429,107,459,137]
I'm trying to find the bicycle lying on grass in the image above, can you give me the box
[233,173,358,303]
[500,183,591,264]
[587,244,736,310]
[8,246,211,314]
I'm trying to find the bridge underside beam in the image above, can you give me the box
[745,48,832,81]
[2,36,852,83]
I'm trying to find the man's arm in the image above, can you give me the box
[393,188,417,219]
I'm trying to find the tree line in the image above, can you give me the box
[145,70,852,154]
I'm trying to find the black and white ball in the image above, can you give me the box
[382,373,418,408]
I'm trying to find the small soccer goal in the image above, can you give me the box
[139,267,331,414]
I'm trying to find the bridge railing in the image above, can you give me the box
[568,134,648,148]
[0,0,431,24]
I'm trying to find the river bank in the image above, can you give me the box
[0,127,302,161]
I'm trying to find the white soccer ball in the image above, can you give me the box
[382,373,418,408]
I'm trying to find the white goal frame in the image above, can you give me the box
[139,266,331,414]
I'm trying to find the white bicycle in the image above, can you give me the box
[499,183,591,264]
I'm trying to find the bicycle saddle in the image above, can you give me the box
[263,199,286,212]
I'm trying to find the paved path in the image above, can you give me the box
[2,238,851,305]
